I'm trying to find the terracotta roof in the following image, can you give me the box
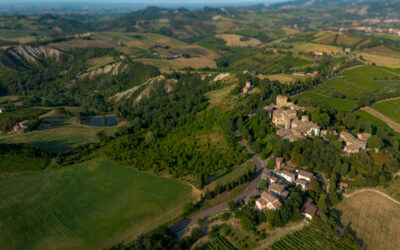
[301,199,318,216]
[269,183,286,193]
[298,170,313,179]
[261,191,279,203]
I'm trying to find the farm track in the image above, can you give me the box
[361,106,400,132]
[343,188,400,206]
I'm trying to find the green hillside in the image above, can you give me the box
[0,159,193,249]
[296,65,400,110]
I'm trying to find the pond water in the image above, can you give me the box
[87,116,117,127]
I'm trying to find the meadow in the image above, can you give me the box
[296,65,399,111]
[0,159,193,249]
[338,191,400,250]
[371,99,400,124]
[353,110,389,128]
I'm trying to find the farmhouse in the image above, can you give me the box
[242,81,253,94]
[293,72,306,76]
[301,198,318,220]
[12,120,30,134]
[340,131,367,153]
[255,191,282,211]
[297,170,313,182]
[314,51,323,56]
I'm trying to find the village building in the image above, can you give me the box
[275,157,285,170]
[12,120,30,134]
[294,179,308,190]
[242,81,253,94]
[301,198,318,220]
[255,191,282,211]
[268,182,286,196]
[312,70,319,76]
[276,170,296,183]
[262,171,279,184]
[314,51,324,56]
[339,182,349,191]
[297,170,313,182]
[340,131,367,153]
[357,132,372,142]
[293,72,306,76]
[344,48,351,53]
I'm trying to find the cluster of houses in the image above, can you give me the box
[12,120,30,134]
[264,95,321,142]
[255,157,319,220]
[293,71,319,77]
[264,95,372,154]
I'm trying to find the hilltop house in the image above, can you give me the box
[276,170,296,183]
[242,81,253,94]
[297,170,313,182]
[340,131,367,153]
[12,120,30,134]
[255,191,282,211]
[301,198,318,220]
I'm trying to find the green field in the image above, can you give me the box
[296,65,399,111]
[207,160,254,189]
[353,110,389,128]
[270,227,354,250]
[295,91,355,111]
[371,99,400,123]
[0,159,193,249]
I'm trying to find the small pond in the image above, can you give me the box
[86,116,117,127]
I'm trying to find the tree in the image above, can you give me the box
[317,194,327,211]
[144,131,155,144]
[309,178,320,192]
[240,213,257,231]
[259,179,266,189]
[367,135,384,150]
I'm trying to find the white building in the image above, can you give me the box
[297,170,313,182]
[276,170,295,183]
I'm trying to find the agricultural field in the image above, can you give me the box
[336,34,362,46]
[289,42,342,54]
[215,34,262,47]
[0,159,194,249]
[295,90,356,111]
[204,83,237,109]
[353,110,389,128]
[358,52,400,66]
[371,99,400,124]
[2,115,121,153]
[270,227,355,250]
[338,190,400,250]
[201,235,237,250]
[296,65,399,111]
[101,32,218,70]
[259,73,305,84]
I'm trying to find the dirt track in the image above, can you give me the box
[344,188,400,206]
[361,106,400,132]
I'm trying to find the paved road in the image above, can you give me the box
[170,131,265,233]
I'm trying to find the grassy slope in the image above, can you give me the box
[0,159,193,250]
[296,65,398,111]
[371,99,400,124]
[353,110,389,128]
[338,191,400,249]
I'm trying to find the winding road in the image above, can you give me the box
[170,131,265,233]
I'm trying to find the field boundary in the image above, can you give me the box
[343,188,400,206]
[361,106,400,132]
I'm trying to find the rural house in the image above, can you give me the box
[301,198,318,220]
[268,182,286,196]
[340,131,367,153]
[12,120,30,134]
[294,179,308,190]
[276,170,296,183]
[242,81,253,94]
[255,191,282,211]
[297,170,313,182]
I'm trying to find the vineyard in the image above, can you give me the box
[270,227,355,250]
[202,235,237,250]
